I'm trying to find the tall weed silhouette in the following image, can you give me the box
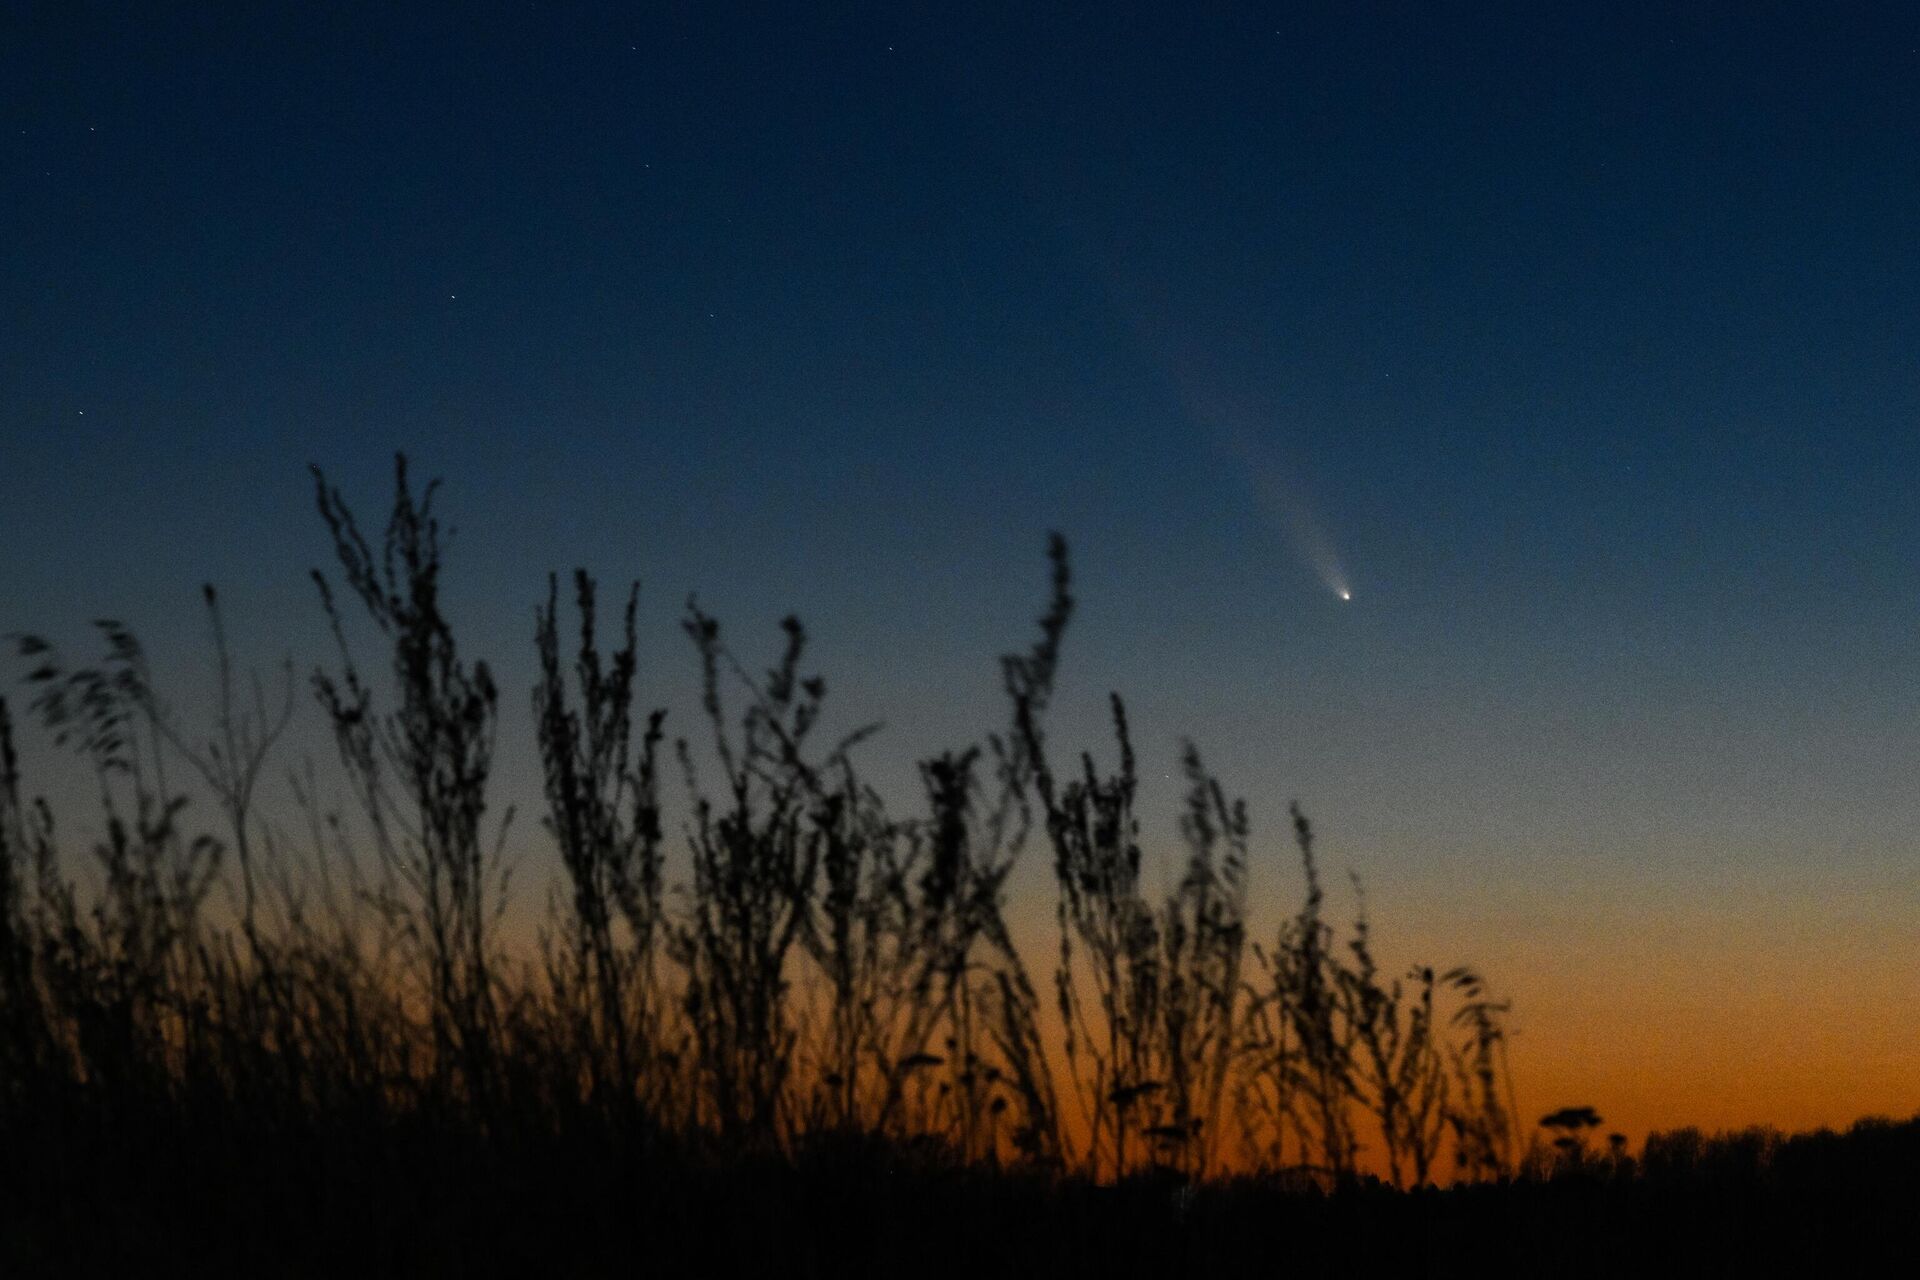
[310,456,511,1108]
[1,452,1527,1189]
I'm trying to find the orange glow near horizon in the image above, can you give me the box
[485,833,1920,1167]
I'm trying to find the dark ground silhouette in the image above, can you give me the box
[4,1106,1916,1276]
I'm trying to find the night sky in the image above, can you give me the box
[5,4,1919,1140]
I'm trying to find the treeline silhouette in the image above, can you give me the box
[1,455,1912,1275]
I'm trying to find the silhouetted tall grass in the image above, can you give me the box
[2,454,1912,1273]
[532,569,669,1117]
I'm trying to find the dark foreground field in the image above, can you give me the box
[3,1109,1915,1277]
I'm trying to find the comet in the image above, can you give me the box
[1063,257,1355,602]
[1210,417,1353,602]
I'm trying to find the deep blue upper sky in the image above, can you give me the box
[4,4,1918,911]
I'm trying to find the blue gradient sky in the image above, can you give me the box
[4,4,1919,1137]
